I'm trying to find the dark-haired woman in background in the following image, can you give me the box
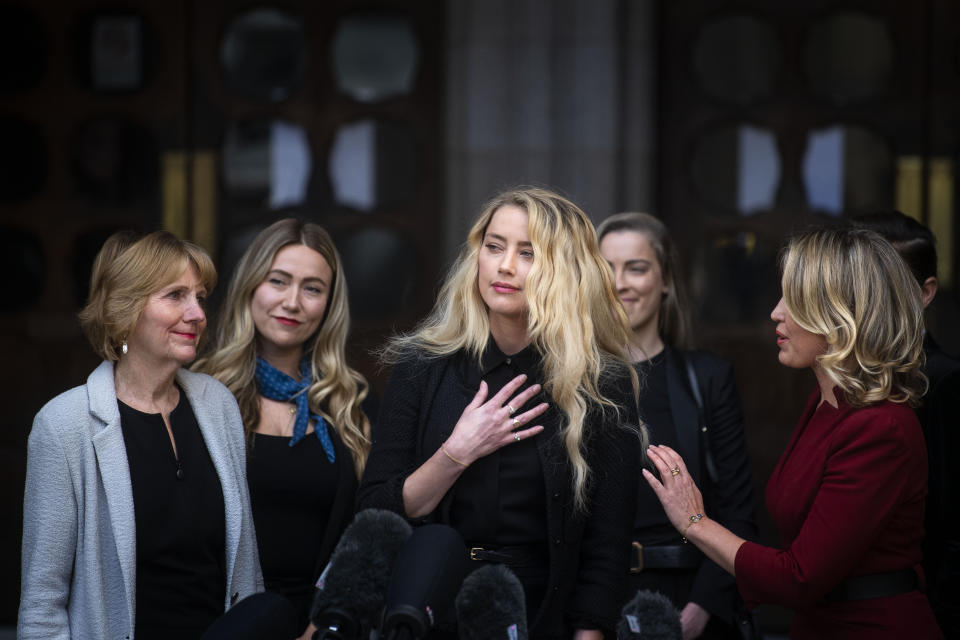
[19,231,262,640]
[195,218,372,639]
[597,212,756,640]
[644,227,942,639]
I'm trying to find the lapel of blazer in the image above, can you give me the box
[664,347,702,485]
[87,360,137,628]
[178,369,242,592]
[314,432,358,580]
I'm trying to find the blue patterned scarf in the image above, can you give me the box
[254,357,335,462]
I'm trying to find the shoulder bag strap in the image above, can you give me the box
[681,354,720,485]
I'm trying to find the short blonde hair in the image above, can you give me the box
[781,227,926,407]
[79,230,217,361]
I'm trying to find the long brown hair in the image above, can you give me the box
[596,212,691,349]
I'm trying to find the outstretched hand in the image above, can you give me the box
[443,374,547,466]
[642,445,707,535]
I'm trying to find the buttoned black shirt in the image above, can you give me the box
[449,340,549,546]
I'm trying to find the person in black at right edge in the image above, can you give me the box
[853,211,960,638]
[598,213,757,640]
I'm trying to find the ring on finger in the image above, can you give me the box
[670,466,681,476]
[507,404,517,416]
[514,433,521,442]
[512,417,520,427]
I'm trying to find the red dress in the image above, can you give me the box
[734,388,943,639]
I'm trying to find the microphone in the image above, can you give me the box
[380,524,471,640]
[616,590,682,640]
[455,564,528,640]
[310,509,413,640]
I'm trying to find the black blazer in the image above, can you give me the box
[654,346,756,623]
[357,350,639,638]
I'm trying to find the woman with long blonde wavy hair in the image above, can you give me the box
[195,218,372,639]
[644,227,941,639]
[359,187,641,639]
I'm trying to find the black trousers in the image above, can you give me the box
[201,592,299,640]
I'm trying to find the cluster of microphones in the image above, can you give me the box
[310,508,686,640]
[210,508,686,639]
[310,509,524,639]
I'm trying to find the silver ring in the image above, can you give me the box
[507,404,516,415]
[514,433,521,442]
[512,417,520,427]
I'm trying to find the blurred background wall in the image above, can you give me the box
[1,0,958,633]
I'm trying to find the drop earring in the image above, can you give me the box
[121,339,128,355]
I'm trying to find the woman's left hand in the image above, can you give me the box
[642,445,707,535]
[572,629,604,640]
[679,602,709,640]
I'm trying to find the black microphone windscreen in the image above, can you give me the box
[311,509,413,638]
[455,564,528,640]
[616,589,682,640]
[381,524,471,639]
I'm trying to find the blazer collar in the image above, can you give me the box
[87,360,137,628]
[663,347,702,485]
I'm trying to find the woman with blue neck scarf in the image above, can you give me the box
[195,218,373,639]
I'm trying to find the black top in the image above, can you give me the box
[630,346,756,627]
[118,392,226,640]
[633,350,682,541]
[358,344,640,637]
[247,429,340,632]
[451,342,548,545]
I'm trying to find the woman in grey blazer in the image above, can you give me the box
[19,231,263,640]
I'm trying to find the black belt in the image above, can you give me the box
[825,569,918,602]
[629,542,702,573]
[468,543,547,567]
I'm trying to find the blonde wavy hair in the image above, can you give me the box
[781,227,927,407]
[384,187,641,510]
[79,230,216,361]
[194,219,370,476]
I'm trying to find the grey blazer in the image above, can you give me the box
[18,361,264,640]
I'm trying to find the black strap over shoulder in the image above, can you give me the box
[680,353,720,486]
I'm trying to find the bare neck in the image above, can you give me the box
[630,324,665,362]
[489,314,531,356]
[813,364,838,408]
[257,339,304,379]
[114,355,180,414]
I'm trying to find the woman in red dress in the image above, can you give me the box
[644,227,943,639]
